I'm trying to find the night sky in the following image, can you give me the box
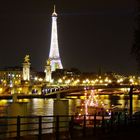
[0,0,137,74]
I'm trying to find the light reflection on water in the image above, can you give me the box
[0,95,140,116]
[27,99,54,116]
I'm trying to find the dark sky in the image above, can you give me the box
[0,0,137,74]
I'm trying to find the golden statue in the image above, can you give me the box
[47,58,51,65]
[24,55,30,63]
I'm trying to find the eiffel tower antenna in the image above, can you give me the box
[54,5,56,13]
[52,5,57,16]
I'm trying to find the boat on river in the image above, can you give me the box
[74,104,111,126]
[73,89,128,126]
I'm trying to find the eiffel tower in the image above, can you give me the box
[48,6,63,72]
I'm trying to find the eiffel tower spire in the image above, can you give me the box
[52,5,57,16]
[48,6,63,72]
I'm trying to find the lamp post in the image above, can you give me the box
[129,86,134,117]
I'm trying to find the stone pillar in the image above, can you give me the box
[23,55,30,81]
[7,102,29,137]
[45,58,52,83]
[53,99,69,132]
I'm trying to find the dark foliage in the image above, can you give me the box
[131,1,140,69]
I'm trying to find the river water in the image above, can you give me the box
[0,94,140,116]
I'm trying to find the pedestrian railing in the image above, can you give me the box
[0,113,140,140]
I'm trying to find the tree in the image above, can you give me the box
[131,1,140,69]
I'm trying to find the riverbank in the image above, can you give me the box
[3,125,140,140]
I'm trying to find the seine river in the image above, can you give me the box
[0,94,140,116]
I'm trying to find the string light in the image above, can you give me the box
[78,88,107,115]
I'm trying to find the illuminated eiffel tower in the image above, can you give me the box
[48,6,63,72]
